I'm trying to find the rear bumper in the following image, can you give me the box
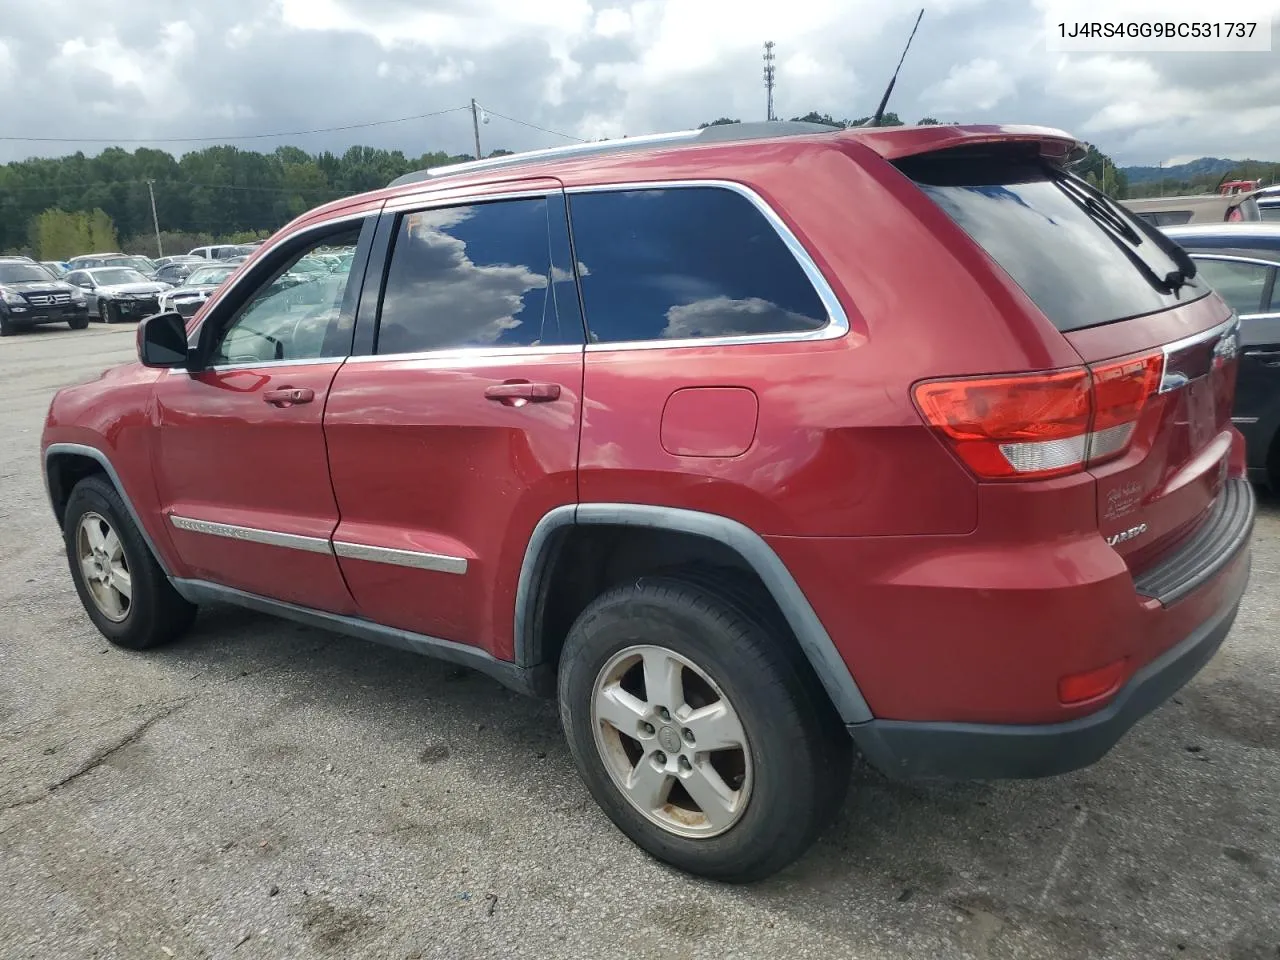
[849,545,1250,779]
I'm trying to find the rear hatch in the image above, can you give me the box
[897,145,1239,575]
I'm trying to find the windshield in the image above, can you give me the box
[188,267,233,285]
[0,263,58,283]
[898,150,1210,332]
[115,257,154,272]
[92,268,147,285]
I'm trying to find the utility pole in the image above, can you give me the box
[763,42,776,121]
[1158,160,1164,197]
[470,98,483,160]
[145,179,163,257]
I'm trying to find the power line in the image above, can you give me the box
[0,106,470,144]
[480,109,586,143]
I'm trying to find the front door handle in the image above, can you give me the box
[484,381,561,406]
[264,386,315,406]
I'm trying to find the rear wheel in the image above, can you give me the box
[63,475,196,649]
[68,314,89,330]
[558,576,851,883]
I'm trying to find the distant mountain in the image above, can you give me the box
[1122,157,1257,185]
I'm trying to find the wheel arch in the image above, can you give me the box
[44,442,174,578]
[513,502,873,725]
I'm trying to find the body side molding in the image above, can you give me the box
[513,502,873,724]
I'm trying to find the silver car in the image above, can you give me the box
[64,267,171,324]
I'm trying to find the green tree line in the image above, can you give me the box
[0,143,484,256]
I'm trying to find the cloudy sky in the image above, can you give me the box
[1,0,1278,167]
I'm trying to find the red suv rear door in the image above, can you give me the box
[322,182,585,660]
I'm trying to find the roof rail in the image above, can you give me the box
[386,120,841,188]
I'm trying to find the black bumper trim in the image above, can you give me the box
[849,554,1249,780]
[1133,478,1255,606]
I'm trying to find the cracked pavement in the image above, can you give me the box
[2,324,1280,960]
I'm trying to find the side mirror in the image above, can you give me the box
[137,312,191,368]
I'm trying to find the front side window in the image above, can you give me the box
[1194,258,1273,316]
[210,224,363,365]
[568,187,829,344]
[376,197,579,354]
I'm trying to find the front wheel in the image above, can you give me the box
[63,475,197,649]
[0,313,17,336]
[558,576,851,883]
[68,314,89,330]
[100,301,117,324]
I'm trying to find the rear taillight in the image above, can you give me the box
[913,350,1164,480]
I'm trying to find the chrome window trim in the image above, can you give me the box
[168,514,332,555]
[345,343,584,364]
[1232,416,1260,424]
[1187,253,1280,270]
[333,541,468,575]
[564,179,851,350]
[192,357,348,374]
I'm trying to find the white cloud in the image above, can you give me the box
[923,57,1015,112]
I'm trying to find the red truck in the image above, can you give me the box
[42,122,1254,882]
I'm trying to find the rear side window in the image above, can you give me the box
[899,151,1210,332]
[376,197,580,354]
[568,187,828,344]
[1194,258,1273,315]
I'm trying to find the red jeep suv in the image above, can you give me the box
[41,122,1254,882]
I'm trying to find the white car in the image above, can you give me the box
[64,267,172,324]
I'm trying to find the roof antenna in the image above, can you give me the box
[862,9,924,127]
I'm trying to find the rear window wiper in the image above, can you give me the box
[1054,172,1192,295]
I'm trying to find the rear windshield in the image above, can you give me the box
[898,151,1210,332]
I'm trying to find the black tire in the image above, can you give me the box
[67,314,90,330]
[63,474,197,649]
[0,313,15,336]
[558,575,852,883]
[100,300,117,324]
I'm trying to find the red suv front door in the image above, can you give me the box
[152,214,376,614]
[322,187,585,660]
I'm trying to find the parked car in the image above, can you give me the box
[41,122,1254,882]
[63,267,170,324]
[67,253,126,271]
[1124,192,1262,226]
[0,260,89,335]
[157,263,237,318]
[40,261,71,278]
[188,244,256,260]
[153,259,204,287]
[1161,225,1280,488]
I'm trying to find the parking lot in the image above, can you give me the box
[0,323,1278,960]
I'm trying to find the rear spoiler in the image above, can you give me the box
[845,124,1086,164]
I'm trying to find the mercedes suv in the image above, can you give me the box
[41,122,1255,882]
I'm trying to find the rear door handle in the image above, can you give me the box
[484,381,561,405]
[264,386,315,406]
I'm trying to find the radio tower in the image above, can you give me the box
[763,41,776,121]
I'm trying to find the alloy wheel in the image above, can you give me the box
[591,644,753,838]
[76,511,132,622]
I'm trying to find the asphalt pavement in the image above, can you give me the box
[2,323,1279,960]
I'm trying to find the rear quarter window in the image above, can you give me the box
[567,186,829,344]
[898,152,1209,332]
